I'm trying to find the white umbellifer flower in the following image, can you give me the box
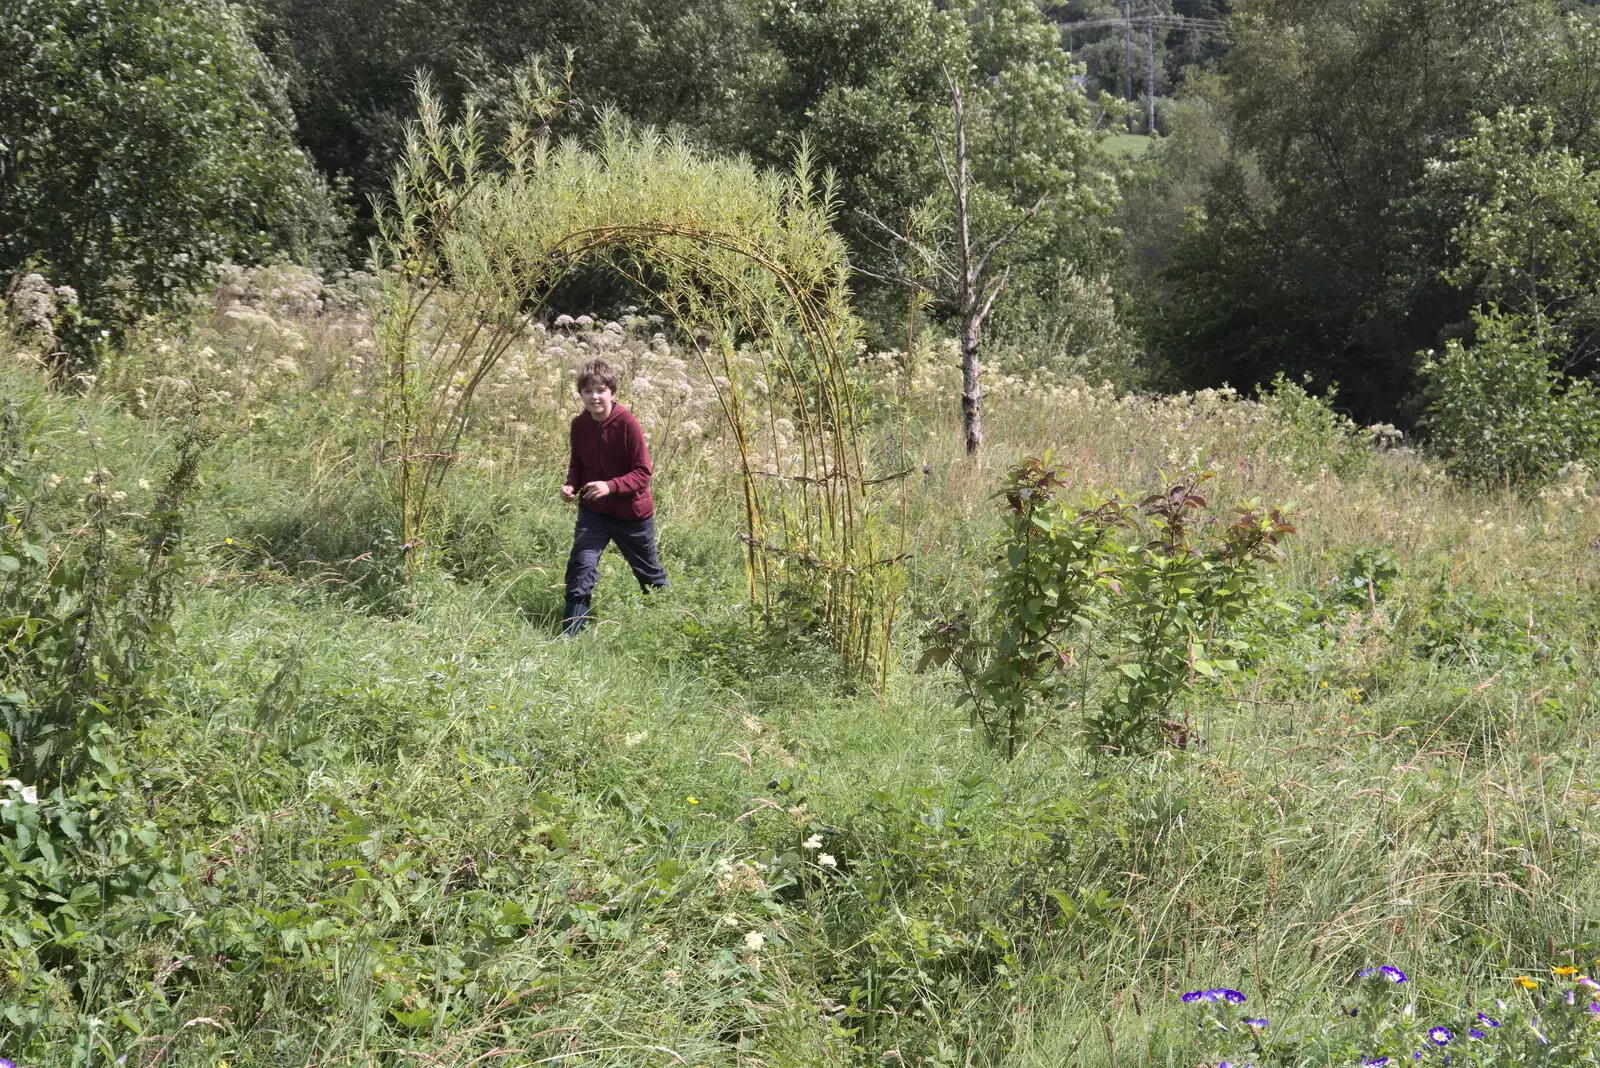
[46,474,63,488]
[744,931,765,952]
[817,853,837,869]
[137,479,151,490]
[804,835,823,850]
[0,779,37,807]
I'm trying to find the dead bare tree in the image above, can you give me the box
[858,68,1045,460]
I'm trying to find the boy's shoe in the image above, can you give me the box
[560,598,591,637]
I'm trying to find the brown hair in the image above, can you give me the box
[575,358,619,394]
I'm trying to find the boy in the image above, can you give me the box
[559,357,668,635]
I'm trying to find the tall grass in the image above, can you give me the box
[0,277,1596,1066]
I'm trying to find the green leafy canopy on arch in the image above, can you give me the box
[372,73,903,673]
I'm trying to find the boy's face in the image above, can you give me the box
[580,380,615,420]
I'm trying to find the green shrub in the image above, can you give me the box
[0,392,207,786]
[1420,307,1600,488]
[0,0,346,340]
[924,459,1295,757]
[1257,373,1373,479]
[1332,547,1403,611]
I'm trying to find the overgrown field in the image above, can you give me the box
[2,277,1599,1067]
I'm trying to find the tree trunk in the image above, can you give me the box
[960,304,982,458]
[951,79,982,460]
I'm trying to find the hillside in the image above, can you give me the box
[1,271,1598,1066]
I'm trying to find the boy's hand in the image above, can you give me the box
[580,480,611,502]
[560,484,577,502]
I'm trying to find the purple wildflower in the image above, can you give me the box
[1429,1028,1452,1046]
[1363,1058,1389,1067]
[1468,1029,1487,1040]
[1215,988,1247,1004]
[1244,1018,1268,1030]
[1476,1013,1500,1028]
[1181,990,1206,1003]
[1359,966,1409,983]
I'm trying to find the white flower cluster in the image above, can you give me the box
[4,272,79,358]
[469,312,725,461]
[0,779,38,807]
[1539,460,1592,505]
[97,264,378,414]
[861,343,1428,474]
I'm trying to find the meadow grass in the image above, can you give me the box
[2,289,1599,1067]
[1102,134,1153,159]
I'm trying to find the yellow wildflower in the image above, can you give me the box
[1514,976,1538,990]
[1553,965,1578,977]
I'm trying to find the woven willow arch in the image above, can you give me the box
[373,90,903,674]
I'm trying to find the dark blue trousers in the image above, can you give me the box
[564,508,668,602]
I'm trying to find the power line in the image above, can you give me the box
[1146,0,1156,133]
[1123,0,1134,131]
[1057,15,1232,33]
[1058,8,1234,133]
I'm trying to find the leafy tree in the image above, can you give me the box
[747,0,1118,251]
[1415,105,1600,487]
[250,0,766,217]
[757,0,1117,450]
[1431,108,1600,367]
[1420,306,1600,487]
[743,0,959,226]
[0,0,341,337]
[1142,0,1559,421]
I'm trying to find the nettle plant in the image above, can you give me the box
[0,396,209,787]
[1176,964,1600,1067]
[925,458,1294,757]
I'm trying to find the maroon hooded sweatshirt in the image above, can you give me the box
[566,403,655,520]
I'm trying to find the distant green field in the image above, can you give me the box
[1103,131,1152,157]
